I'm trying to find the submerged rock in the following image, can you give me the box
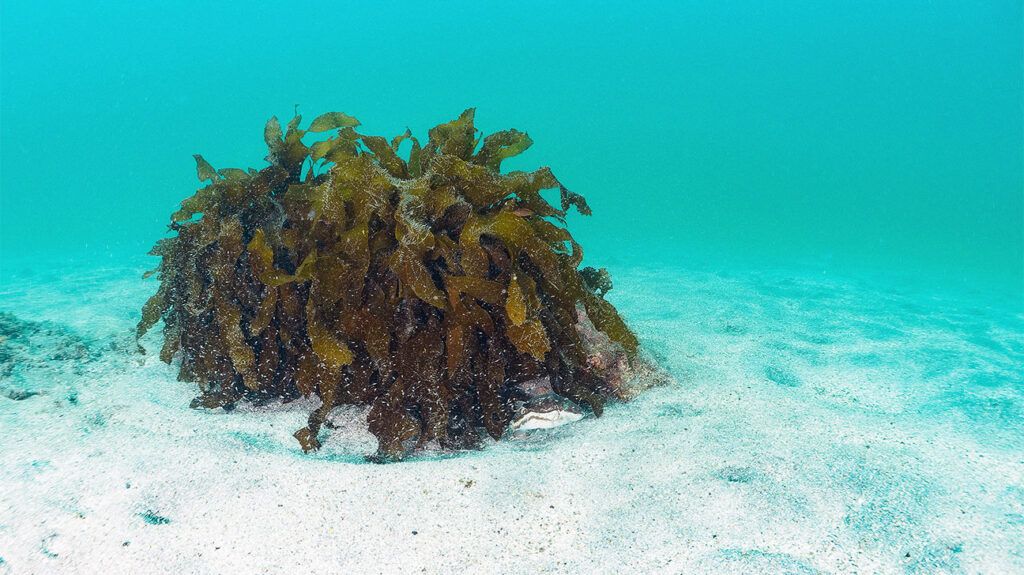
[576,304,669,400]
[4,389,40,401]
[0,312,99,401]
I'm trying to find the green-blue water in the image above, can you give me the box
[2,1,1021,294]
[1,2,1022,573]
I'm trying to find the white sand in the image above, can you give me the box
[1,262,1021,574]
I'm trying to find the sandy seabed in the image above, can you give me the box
[1,260,1021,574]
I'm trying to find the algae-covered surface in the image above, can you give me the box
[137,110,640,461]
[1,259,1021,573]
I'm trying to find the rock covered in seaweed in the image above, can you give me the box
[138,108,650,461]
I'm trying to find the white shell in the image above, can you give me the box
[510,408,584,431]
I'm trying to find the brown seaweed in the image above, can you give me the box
[138,109,641,461]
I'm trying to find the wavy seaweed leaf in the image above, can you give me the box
[143,109,643,461]
[307,111,360,133]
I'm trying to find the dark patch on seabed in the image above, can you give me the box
[1,312,90,395]
[765,365,801,388]
[713,548,822,574]
[715,466,763,484]
[0,311,132,402]
[139,510,171,525]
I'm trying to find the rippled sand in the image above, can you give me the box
[1,260,1021,574]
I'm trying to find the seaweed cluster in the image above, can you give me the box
[139,109,640,460]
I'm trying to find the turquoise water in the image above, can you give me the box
[1,1,1022,573]
[2,1,1021,292]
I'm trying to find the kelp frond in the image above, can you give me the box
[139,109,640,461]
